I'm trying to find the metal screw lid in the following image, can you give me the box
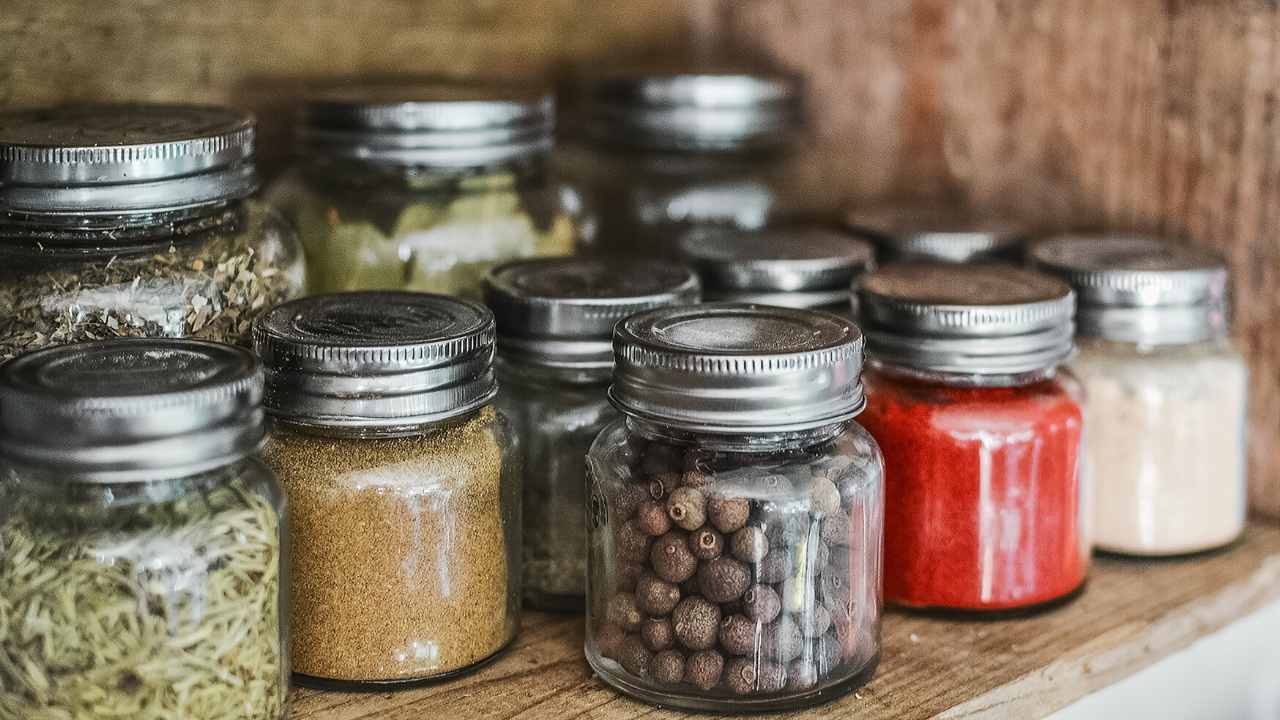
[300,83,555,167]
[1029,234,1230,344]
[0,339,264,481]
[678,224,875,309]
[0,104,257,215]
[855,264,1075,375]
[484,257,700,373]
[609,304,865,433]
[845,203,1028,263]
[253,291,496,430]
[584,71,804,152]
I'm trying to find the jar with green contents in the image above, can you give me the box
[484,257,700,610]
[0,338,288,720]
[0,104,306,361]
[269,84,578,299]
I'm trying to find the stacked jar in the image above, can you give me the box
[0,339,288,719]
[844,204,1028,264]
[586,304,884,711]
[559,71,807,259]
[854,264,1089,612]
[255,292,519,686]
[0,104,305,360]
[484,257,701,610]
[268,84,578,299]
[677,224,875,314]
[1031,235,1248,556]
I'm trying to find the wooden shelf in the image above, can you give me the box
[288,520,1280,720]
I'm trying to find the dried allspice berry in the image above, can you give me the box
[653,649,685,685]
[641,618,675,652]
[718,614,758,656]
[614,483,649,520]
[707,495,749,534]
[761,617,804,663]
[809,476,842,515]
[820,511,853,547]
[797,603,833,638]
[597,623,625,661]
[688,527,723,561]
[672,597,721,651]
[635,500,673,536]
[605,593,643,631]
[684,650,724,691]
[635,574,681,616]
[755,550,793,584]
[614,519,653,564]
[666,487,706,532]
[816,631,844,674]
[616,562,644,593]
[730,526,769,563]
[724,657,759,695]
[619,636,653,679]
[697,557,749,603]
[651,531,698,583]
[786,658,819,691]
[742,584,782,624]
[648,472,682,500]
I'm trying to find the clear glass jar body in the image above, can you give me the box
[259,405,520,686]
[859,365,1089,612]
[268,155,578,300]
[557,142,807,260]
[0,458,288,719]
[585,417,884,711]
[496,362,616,611]
[0,201,306,361]
[1070,336,1247,556]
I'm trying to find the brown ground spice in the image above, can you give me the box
[261,405,514,682]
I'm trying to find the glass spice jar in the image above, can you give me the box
[558,71,807,259]
[0,338,287,720]
[0,104,306,361]
[1031,235,1248,556]
[677,223,874,314]
[844,203,1028,265]
[254,291,519,687]
[854,264,1088,612]
[267,84,578,300]
[586,304,884,711]
[484,257,701,611]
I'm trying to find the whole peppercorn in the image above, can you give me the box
[820,510,853,547]
[636,500,673,536]
[614,483,649,521]
[755,550,793,584]
[761,616,805,663]
[730,526,769,563]
[666,487,707,531]
[742,584,782,624]
[642,617,675,652]
[617,561,644,593]
[697,557,750,603]
[684,649,725,691]
[707,494,750,534]
[688,527,724,561]
[797,603,833,638]
[606,593,643,631]
[615,519,653,564]
[619,635,653,678]
[809,476,842,515]
[651,531,698,583]
[786,658,819,691]
[636,574,682,616]
[718,614,758,656]
[653,649,686,685]
[672,597,721,650]
[596,623,625,661]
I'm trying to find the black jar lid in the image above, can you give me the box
[253,291,496,430]
[0,338,264,481]
[845,203,1028,263]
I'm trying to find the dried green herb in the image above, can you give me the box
[0,472,285,720]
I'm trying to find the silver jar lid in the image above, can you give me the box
[0,339,263,481]
[1029,234,1229,344]
[610,304,865,433]
[300,83,554,167]
[484,257,700,372]
[845,203,1027,263]
[678,225,874,309]
[584,71,803,152]
[0,104,257,215]
[253,291,496,430]
[856,264,1075,375]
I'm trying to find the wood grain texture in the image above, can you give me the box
[286,521,1280,720]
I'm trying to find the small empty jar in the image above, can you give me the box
[844,204,1027,264]
[1031,235,1247,556]
[586,304,884,712]
[677,224,874,313]
[484,257,700,610]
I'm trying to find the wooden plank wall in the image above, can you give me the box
[3,0,1277,515]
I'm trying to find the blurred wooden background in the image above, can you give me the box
[3,0,1277,515]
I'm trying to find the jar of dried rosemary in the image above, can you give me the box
[267,84,578,300]
[484,257,700,611]
[255,291,519,687]
[0,338,287,720]
[0,104,306,361]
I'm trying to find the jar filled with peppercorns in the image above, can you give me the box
[585,304,884,711]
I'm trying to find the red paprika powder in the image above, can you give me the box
[854,263,1089,612]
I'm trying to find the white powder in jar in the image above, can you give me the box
[1070,338,1248,556]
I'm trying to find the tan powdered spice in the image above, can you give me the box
[261,406,514,682]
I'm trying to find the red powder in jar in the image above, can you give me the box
[859,369,1087,611]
